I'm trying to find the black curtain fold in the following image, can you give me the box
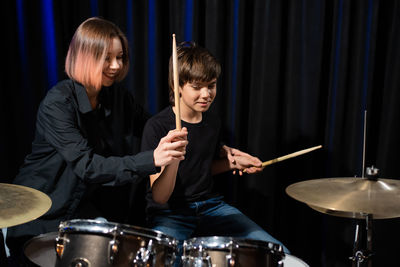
[2,1,400,266]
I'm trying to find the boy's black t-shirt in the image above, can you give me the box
[141,106,221,215]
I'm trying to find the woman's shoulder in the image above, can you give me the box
[45,79,77,99]
[41,79,81,110]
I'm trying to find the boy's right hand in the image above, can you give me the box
[153,127,188,167]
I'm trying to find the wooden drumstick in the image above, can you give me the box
[172,34,181,130]
[243,145,322,172]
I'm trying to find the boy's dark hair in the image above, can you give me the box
[168,42,221,105]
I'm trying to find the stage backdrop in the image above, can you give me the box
[1,0,400,266]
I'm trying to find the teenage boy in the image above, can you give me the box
[141,42,289,262]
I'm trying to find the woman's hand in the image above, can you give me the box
[153,127,188,167]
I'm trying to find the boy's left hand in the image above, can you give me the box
[222,145,263,175]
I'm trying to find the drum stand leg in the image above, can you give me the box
[350,214,373,267]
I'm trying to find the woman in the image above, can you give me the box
[6,17,187,262]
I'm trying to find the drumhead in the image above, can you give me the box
[59,219,177,246]
[23,232,57,267]
[183,236,282,252]
[281,254,309,267]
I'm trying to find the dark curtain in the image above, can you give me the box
[1,0,400,266]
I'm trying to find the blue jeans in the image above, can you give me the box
[148,196,290,266]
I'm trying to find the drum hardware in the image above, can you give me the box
[70,258,90,267]
[349,166,379,267]
[225,240,235,267]
[0,183,52,228]
[55,235,69,258]
[107,226,119,264]
[133,239,155,266]
[182,244,212,267]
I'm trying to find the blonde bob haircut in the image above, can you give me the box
[65,17,129,90]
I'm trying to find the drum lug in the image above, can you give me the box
[107,225,122,264]
[226,239,236,267]
[55,235,69,258]
[181,245,212,267]
[132,239,155,267]
[108,239,120,264]
[226,254,236,267]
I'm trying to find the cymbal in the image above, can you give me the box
[0,183,52,228]
[286,177,400,219]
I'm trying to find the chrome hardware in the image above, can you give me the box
[108,226,120,264]
[133,239,155,266]
[70,257,90,267]
[55,235,69,258]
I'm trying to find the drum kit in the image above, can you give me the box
[1,182,309,266]
[2,166,399,266]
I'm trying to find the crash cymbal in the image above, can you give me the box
[286,177,400,219]
[0,183,52,228]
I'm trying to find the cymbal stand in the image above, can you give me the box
[350,214,373,267]
[350,167,378,267]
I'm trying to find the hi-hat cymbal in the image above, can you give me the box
[0,183,52,228]
[286,177,400,219]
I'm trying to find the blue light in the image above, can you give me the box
[126,0,134,94]
[90,0,98,17]
[16,0,27,74]
[184,0,193,41]
[328,0,343,152]
[230,0,239,144]
[41,0,58,89]
[148,0,157,114]
[358,0,373,175]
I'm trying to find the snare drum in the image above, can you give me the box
[181,236,284,267]
[55,219,177,267]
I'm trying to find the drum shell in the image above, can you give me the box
[182,236,284,267]
[55,219,177,267]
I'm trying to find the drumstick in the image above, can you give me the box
[243,145,322,172]
[172,34,181,130]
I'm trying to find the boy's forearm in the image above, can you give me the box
[151,161,179,204]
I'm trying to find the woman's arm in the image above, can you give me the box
[40,91,187,185]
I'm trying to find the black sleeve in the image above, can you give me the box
[38,93,157,185]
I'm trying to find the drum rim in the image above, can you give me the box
[59,219,177,245]
[183,236,283,252]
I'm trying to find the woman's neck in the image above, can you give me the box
[86,88,99,110]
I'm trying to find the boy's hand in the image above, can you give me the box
[153,127,188,167]
[222,145,263,175]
